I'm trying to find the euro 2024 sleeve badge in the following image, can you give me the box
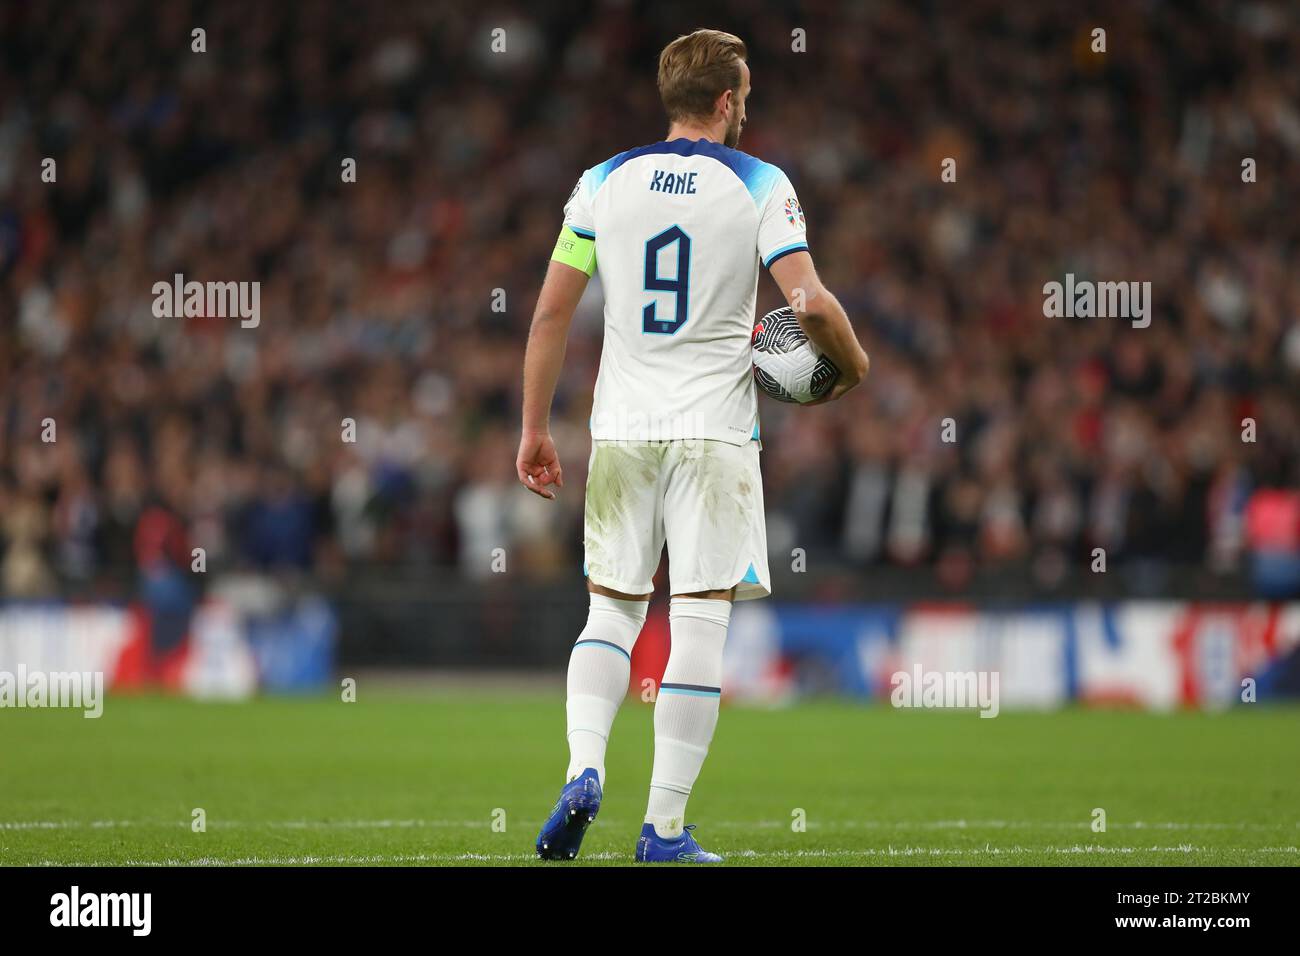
[784,195,805,228]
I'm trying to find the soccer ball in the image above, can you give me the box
[751,306,840,403]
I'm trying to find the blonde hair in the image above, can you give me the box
[657,29,747,123]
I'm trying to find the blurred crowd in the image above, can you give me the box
[2,0,1299,600]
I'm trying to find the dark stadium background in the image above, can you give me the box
[3,0,1300,877]
[1,0,1298,673]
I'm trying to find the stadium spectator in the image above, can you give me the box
[1,0,1297,598]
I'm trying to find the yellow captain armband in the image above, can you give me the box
[551,225,596,276]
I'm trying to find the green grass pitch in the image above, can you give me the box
[2,691,1297,866]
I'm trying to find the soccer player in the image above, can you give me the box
[518,29,869,863]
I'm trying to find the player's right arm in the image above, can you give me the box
[517,258,590,499]
[517,173,599,500]
[768,250,870,402]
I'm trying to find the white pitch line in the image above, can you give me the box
[0,819,490,831]
[798,820,1300,831]
[0,820,141,830]
[3,818,1297,831]
[18,846,1300,867]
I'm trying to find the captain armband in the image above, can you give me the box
[551,226,596,276]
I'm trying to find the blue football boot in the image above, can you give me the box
[536,768,602,860]
[635,823,723,863]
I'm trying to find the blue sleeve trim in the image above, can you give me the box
[763,242,809,268]
[570,226,595,240]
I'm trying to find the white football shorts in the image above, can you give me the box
[582,438,771,600]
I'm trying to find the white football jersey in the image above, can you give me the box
[562,138,808,445]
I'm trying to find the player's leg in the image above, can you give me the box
[636,584,732,863]
[537,441,665,860]
[564,440,666,786]
[636,439,769,863]
[563,580,650,786]
[648,585,733,839]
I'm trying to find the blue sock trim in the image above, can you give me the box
[574,638,632,661]
[659,682,721,697]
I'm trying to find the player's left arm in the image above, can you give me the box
[758,171,869,403]
[517,256,590,500]
[768,251,869,403]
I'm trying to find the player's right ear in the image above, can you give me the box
[716,85,736,123]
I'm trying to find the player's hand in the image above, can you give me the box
[804,350,869,405]
[516,430,564,500]
[804,375,858,406]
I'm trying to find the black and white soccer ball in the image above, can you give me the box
[751,306,840,403]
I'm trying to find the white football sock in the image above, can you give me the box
[645,597,731,838]
[565,594,648,787]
